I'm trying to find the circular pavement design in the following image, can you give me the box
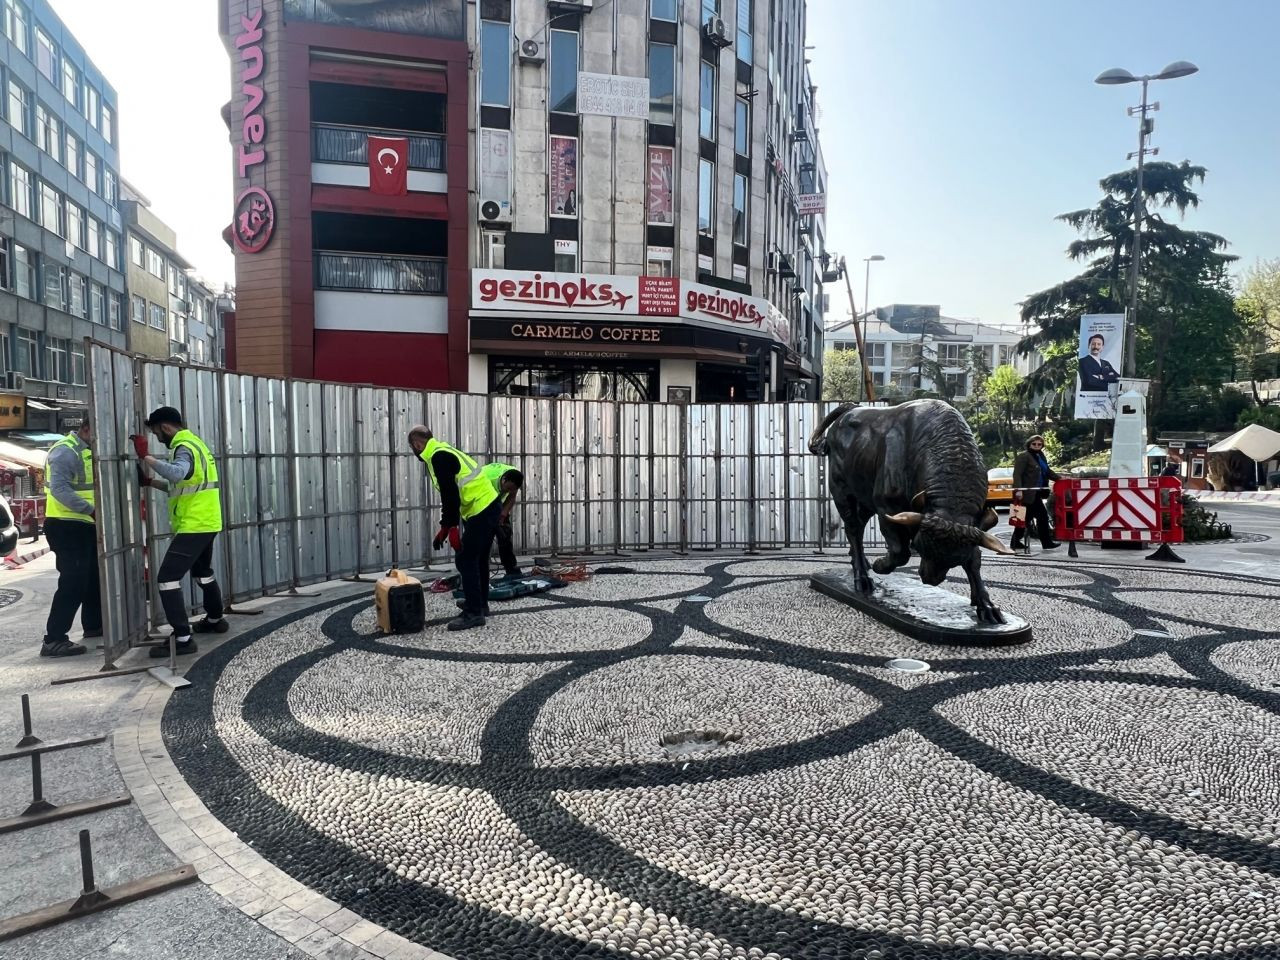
[0,587,22,609]
[163,557,1280,960]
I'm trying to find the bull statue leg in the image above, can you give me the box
[872,514,913,576]
[961,547,1005,624]
[835,496,875,593]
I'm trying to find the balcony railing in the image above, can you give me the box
[311,124,445,173]
[315,252,447,296]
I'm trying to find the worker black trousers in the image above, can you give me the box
[44,518,102,645]
[458,500,502,615]
[157,532,224,637]
[495,514,520,576]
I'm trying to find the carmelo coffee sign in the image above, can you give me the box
[231,8,275,254]
[472,270,789,345]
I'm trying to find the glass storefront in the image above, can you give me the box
[490,358,659,402]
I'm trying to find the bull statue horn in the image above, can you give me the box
[979,531,1015,555]
[886,512,924,528]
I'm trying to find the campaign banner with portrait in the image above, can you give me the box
[550,136,578,219]
[1074,313,1126,419]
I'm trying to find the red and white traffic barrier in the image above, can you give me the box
[1053,476,1184,560]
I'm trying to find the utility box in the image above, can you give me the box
[1109,389,1148,478]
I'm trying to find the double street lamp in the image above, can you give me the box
[1094,60,1199,378]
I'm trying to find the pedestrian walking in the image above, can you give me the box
[479,462,525,579]
[407,426,501,631]
[1011,435,1062,551]
[135,406,228,657]
[40,421,101,657]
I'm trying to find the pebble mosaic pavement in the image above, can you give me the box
[161,556,1280,960]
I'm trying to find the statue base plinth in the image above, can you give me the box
[809,570,1032,648]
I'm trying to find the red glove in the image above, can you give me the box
[130,434,150,459]
[433,525,461,551]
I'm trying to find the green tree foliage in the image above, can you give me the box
[821,348,863,402]
[1019,161,1238,423]
[1238,403,1280,431]
[1235,259,1280,400]
[978,364,1024,451]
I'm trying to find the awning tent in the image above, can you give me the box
[1207,424,1280,462]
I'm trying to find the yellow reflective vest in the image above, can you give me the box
[419,438,499,520]
[167,429,223,534]
[44,433,94,523]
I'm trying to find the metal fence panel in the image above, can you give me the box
[256,376,296,591]
[685,404,717,549]
[322,383,359,579]
[390,389,429,569]
[753,402,790,547]
[357,387,394,573]
[489,394,555,556]
[220,372,264,601]
[718,403,752,548]
[291,381,328,583]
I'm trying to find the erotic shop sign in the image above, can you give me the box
[232,8,275,254]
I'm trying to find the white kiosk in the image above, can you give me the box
[1109,389,1148,479]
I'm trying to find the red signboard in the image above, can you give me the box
[231,9,275,254]
[638,277,678,316]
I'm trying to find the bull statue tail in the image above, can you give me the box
[808,403,857,455]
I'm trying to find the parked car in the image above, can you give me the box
[986,467,1014,509]
[0,493,18,558]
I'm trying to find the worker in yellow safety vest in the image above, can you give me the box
[408,425,501,631]
[478,461,525,579]
[135,406,228,657]
[40,421,101,657]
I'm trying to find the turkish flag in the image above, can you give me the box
[368,135,409,196]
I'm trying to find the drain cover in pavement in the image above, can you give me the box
[0,589,21,609]
[887,658,930,673]
[659,730,741,759]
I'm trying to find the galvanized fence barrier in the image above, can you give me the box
[88,342,871,667]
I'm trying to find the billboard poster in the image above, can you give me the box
[1074,313,1125,419]
[578,72,649,119]
[283,0,464,38]
[549,136,578,219]
[647,146,674,225]
[479,128,511,211]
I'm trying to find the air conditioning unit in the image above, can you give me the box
[549,0,593,10]
[4,371,25,391]
[479,198,512,224]
[703,16,731,48]
[518,39,545,64]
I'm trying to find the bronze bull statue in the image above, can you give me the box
[809,399,1013,623]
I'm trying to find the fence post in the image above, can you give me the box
[746,403,758,555]
[613,401,623,555]
[285,381,303,591]
[549,401,560,558]
[678,403,688,555]
[387,389,399,571]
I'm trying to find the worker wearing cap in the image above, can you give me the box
[40,420,101,657]
[478,462,525,579]
[134,406,227,657]
[407,426,500,631]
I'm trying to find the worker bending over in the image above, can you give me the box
[479,462,524,579]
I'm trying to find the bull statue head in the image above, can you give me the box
[886,510,1013,586]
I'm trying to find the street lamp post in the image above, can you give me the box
[1094,61,1199,379]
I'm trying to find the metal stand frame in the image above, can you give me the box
[1146,542,1186,563]
[0,752,131,834]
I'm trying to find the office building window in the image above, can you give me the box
[699,61,716,140]
[736,0,752,62]
[44,263,65,310]
[481,229,505,269]
[650,0,676,20]
[40,182,62,236]
[149,302,166,329]
[0,237,7,292]
[108,292,122,330]
[735,97,749,156]
[943,371,967,396]
[90,283,104,324]
[103,172,116,207]
[4,0,29,55]
[61,59,79,107]
[7,80,31,138]
[128,235,144,267]
[64,131,80,178]
[549,29,578,114]
[17,329,40,377]
[939,343,965,366]
[83,83,99,128]
[83,151,97,193]
[13,242,35,298]
[999,344,1015,366]
[732,173,748,245]
[8,161,34,219]
[35,28,56,81]
[87,216,100,259]
[101,105,114,145]
[69,273,86,318]
[701,0,718,25]
[646,245,673,277]
[0,330,7,376]
[130,294,145,325]
[66,200,84,249]
[698,159,715,237]
[104,230,118,271]
[554,239,578,273]
[648,42,675,124]
[36,103,59,159]
[46,337,69,382]
[71,345,86,385]
[867,342,886,364]
[480,20,511,107]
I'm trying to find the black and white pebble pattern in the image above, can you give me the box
[163,556,1280,960]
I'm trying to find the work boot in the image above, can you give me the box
[41,639,87,657]
[446,613,485,632]
[1040,540,1061,550]
[150,637,198,658]
[456,600,491,616]
[1009,535,1024,551]
[192,617,230,634]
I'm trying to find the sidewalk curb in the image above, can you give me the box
[3,545,50,568]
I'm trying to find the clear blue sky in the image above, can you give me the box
[808,0,1279,330]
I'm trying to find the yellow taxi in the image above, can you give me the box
[986,467,1014,509]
